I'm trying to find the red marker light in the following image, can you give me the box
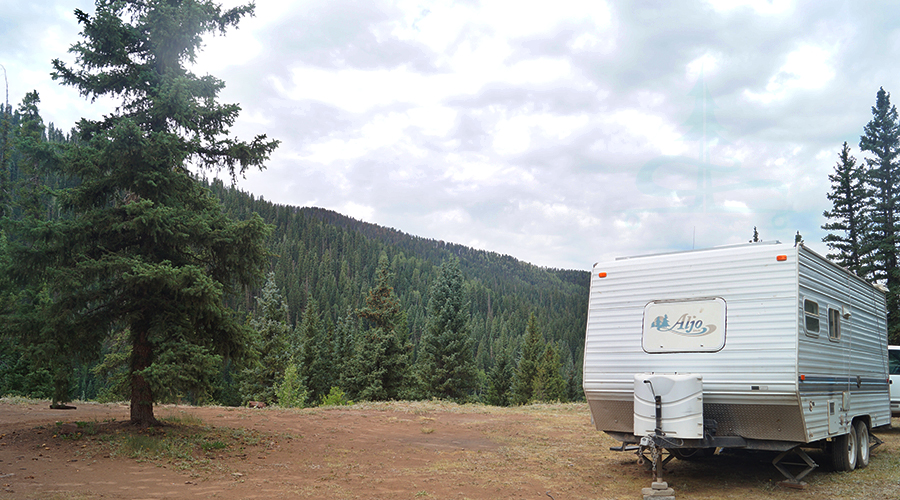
[800,374,805,381]
[598,272,607,278]
[776,255,787,262]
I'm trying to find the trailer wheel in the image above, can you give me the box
[832,427,858,471]
[855,420,870,469]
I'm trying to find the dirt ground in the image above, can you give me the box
[0,399,898,500]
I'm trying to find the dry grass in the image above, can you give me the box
[4,400,897,499]
[306,402,900,500]
[76,412,266,477]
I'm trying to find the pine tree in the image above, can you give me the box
[239,273,291,404]
[356,255,404,331]
[0,83,11,217]
[0,228,55,400]
[511,313,545,405]
[822,142,868,274]
[859,87,900,341]
[13,92,54,219]
[346,256,411,400]
[275,361,308,408]
[485,347,513,406]
[0,93,75,406]
[1,0,278,425]
[296,294,330,402]
[561,344,583,402]
[531,342,566,403]
[416,258,476,401]
[333,308,358,390]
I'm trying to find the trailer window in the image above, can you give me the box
[827,308,841,341]
[804,299,819,335]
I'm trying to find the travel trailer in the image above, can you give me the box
[583,242,891,485]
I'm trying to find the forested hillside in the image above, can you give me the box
[0,89,590,407]
[211,180,590,402]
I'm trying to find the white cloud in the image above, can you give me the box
[722,199,750,211]
[686,53,721,81]
[492,116,532,155]
[744,45,835,104]
[704,0,793,15]
[340,202,376,221]
[18,0,898,269]
[607,108,687,157]
[432,208,471,225]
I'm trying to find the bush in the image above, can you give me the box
[275,364,307,408]
[320,386,351,406]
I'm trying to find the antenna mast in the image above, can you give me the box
[0,64,7,111]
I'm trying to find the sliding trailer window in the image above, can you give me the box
[803,299,819,336]
[827,307,841,341]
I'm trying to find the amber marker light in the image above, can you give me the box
[776,255,787,261]
[598,272,607,278]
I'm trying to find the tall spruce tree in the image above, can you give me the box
[333,308,358,391]
[239,273,292,405]
[416,257,476,401]
[296,294,330,402]
[13,92,54,219]
[531,342,566,403]
[0,93,77,407]
[347,256,411,400]
[511,312,545,405]
[485,346,513,406]
[859,87,900,341]
[822,142,868,274]
[0,90,11,217]
[1,0,277,425]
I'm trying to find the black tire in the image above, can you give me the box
[832,427,858,471]
[855,419,870,469]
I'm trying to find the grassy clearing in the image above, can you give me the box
[58,411,267,476]
[300,402,900,500]
[1,395,55,405]
[16,400,898,499]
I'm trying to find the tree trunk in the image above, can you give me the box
[130,328,158,426]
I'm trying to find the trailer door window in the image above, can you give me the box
[827,308,841,341]
[804,299,819,335]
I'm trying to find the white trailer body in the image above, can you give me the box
[583,243,890,459]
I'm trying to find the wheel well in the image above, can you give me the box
[852,415,871,429]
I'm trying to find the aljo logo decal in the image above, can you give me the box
[649,313,717,336]
[643,297,726,353]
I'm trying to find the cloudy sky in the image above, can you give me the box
[2,0,897,270]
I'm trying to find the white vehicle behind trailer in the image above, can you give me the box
[890,345,900,416]
[583,242,891,486]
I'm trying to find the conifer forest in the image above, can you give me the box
[822,86,900,345]
[4,0,899,424]
[0,93,590,412]
[0,1,588,419]
[0,96,589,409]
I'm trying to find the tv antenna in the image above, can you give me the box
[0,64,7,111]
